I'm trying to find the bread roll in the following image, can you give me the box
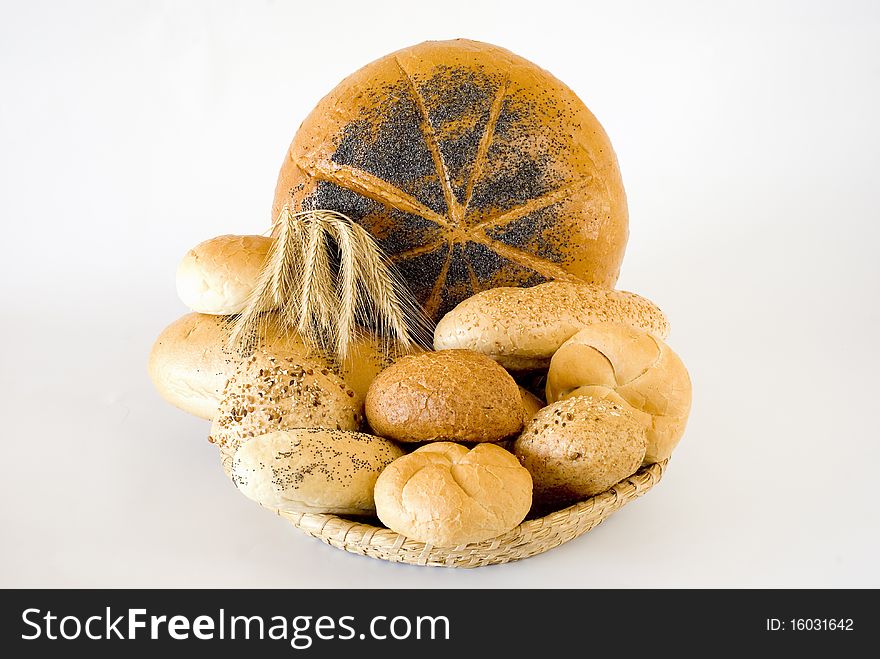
[211,348,362,472]
[513,397,646,506]
[374,442,532,546]
[232,429,403,515]
[546,323,692,464]
[176,235,276,315]
[365,350,523,443]
[148,312,401,420]
[519,386,545,424]
[434,281,670,370]
[274,39,628,321]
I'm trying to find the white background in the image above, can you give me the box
[1,0,878,587]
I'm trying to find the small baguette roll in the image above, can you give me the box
[546,322,692,464]
[365,350,523,443]
[513,396,647,506]
[176,234,276,315]
[433,281,669,370]
[374,442,532,546]
[232,429,404,515]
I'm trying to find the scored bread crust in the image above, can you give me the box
[433,281,670,370]
[364,349,523,442]
[374,442,532,546]
[274,39,628,321]
[545,322,692,464]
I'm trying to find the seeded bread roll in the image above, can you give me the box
[176,234,276,315]
[274,39,629,321]
[514,396,647,507]
[365,349,523,443]
[374,442,532,546]
[434,281,669,370]
[546,322,692,464]
[232,429,404,515]
[212,348,362,473]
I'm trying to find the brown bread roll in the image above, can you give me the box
[211,348,362,472]
[176,235,276,315]
[365,349,523,443]
[434,281,669,370]
[513,397,647,507]
[232,429,403,515]
[274,39,629,321]
[546,323,692,464]
[374,442,532,546]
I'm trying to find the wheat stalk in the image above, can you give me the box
[228,206,432,359]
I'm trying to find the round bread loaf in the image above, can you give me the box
[546,323,692,464]
[274,39,628,321]
[365,349,523,442]
[148,313,402,420]
[434,281,669,370]
[513,396,647,506]
[211,348,362,471]
[374,442,532,546]
[232,429,403,515]
[176,234,276,315]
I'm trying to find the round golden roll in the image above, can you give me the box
[365,349,523,443]
[374,442,533,547]
[434,281,670,370]
[211,348,362,469]
[546,322,692,464]
[232,429,404,515]
[513,396,647,507]
[274,39,629,321]
[176,235,276,315]
[148,312,405,420]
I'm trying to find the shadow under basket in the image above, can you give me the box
[242,459,668,568]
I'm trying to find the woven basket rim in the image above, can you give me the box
[275,459,668,567]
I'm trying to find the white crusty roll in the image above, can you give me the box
[546,322,692,464]
[433,281,670,370]
[176,234,276,315]
[148,312,402,420]
[374,443,532,547]
[513,396,647,506]
[211,348,362,473]
[232,429,404,515]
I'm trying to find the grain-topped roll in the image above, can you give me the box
[212,348,362,473]
[546,322,692,464]
[232,429,404,515]
[434,281,669,370]
[374,442,533,546]
[274,39,629,321]
[176,234,276,315]
[513,396,647,506]
[365,349,523,443]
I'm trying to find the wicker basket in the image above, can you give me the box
[226,453,668,568]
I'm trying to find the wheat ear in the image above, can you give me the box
[228,207,432,359]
